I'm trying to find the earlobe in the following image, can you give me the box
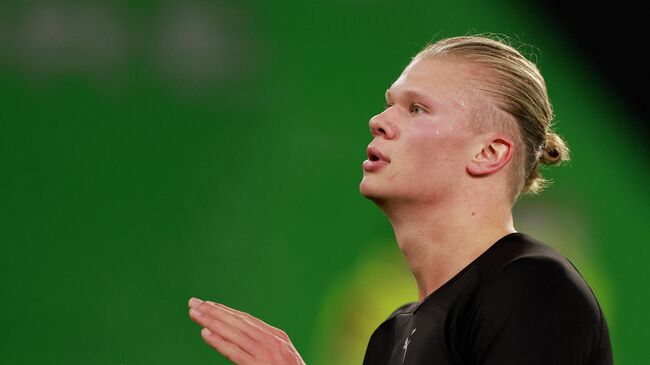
[466,137,513,177]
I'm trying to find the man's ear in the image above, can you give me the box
[466,136,514,177]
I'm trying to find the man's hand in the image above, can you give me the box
[188,297,306,365]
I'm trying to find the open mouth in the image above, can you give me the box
[367,146,390,163]
[363,148,389,172]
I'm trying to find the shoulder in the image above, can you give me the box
[464,241,606,363]
[476,232,599,309]
[479,251,602,324]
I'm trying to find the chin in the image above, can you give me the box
[359,180,389,204]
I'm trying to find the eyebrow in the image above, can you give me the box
[385,88,435,106]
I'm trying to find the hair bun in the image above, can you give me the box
[540,132,570,165]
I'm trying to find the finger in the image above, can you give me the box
[188,297,203,308]
[193,302,275,346]
[189,307,261,358]
[206,301,290,342]
[200,327,258,365]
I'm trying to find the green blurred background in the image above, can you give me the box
[1,0,648,364]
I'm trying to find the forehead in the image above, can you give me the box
[387,57,484,109]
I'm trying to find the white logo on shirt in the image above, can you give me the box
[402,328,417,363]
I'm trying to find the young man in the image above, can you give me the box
[188,35,614,364]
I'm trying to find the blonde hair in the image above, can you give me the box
[412,33,570,203]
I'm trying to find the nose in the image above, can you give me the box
[369,111,396,139]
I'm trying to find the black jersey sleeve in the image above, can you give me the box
[465,256,613,365]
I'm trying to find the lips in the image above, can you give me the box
[366,146,390,162]
[363,145,390,172]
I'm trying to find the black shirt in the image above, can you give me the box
[362,232,613,365]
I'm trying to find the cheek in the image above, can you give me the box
[405,124,467,174]
[409,126,465,156]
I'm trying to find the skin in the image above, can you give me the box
[188,56,519,363]
[188,297,305,364]
[360,56,518,301]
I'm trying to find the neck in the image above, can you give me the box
[378,195,516,303]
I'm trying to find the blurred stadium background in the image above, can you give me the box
[1,1,648,364]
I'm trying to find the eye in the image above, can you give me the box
[410,103,426,114]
